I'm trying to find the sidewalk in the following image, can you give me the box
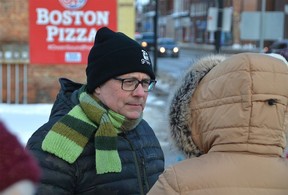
[144,70,186,167]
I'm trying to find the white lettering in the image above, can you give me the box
[76,28,88,42]
[46,26,96,43]
[58,28,65,42]
[36,8,110,26]
[36,8,49,25]
[71,11,84,25]
[62,11,72,25]
[84,11,96,26]
[65,28,76,42]
[96,11,109,25]
[49,10,62,25]
[88,29,97,41]
[46,26,58,42]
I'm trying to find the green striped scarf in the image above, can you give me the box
[42,87,141,174]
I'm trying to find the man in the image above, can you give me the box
[27,27,164,195]
[148,53,288,195]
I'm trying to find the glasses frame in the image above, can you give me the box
[113,77,157,92]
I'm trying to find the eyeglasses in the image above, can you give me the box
[113,77,157,92]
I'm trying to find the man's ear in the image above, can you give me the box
[94,87,101,96]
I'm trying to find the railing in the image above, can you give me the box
[0,50,29,104]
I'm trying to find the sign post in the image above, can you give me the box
[153,0,158,74]
[214,0,223,53]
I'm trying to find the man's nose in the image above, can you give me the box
[133,83,146,96]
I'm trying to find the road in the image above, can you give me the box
[144,49,213,167]
[153,49,213,78]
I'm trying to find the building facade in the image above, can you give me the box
[139,0,288,48]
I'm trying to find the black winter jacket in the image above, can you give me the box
[26,78,165,195]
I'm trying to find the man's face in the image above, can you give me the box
[94,72,151,119]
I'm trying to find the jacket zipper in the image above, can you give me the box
[122,133,145,195]
[141,157,150,191]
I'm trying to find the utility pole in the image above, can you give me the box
[259,0,266,52]
[153,0,158,74]
[215,0,223,53]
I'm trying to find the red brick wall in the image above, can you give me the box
[28,65,86,103]
[0,0,29,43]
[0,0,88,103]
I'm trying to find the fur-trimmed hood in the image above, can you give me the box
[169,53,288,157]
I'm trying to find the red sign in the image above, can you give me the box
[29,0,117,64]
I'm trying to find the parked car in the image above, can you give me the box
[157,37,179,58]
[139,32,155,51]
[264,39,288,61]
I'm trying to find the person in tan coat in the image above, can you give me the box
[148,53,288,195]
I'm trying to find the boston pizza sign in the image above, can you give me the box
[29,0,117,64]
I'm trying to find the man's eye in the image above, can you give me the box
[124,79,136,85]
[142,80,150,85]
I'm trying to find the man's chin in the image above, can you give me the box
[125,111,142,120]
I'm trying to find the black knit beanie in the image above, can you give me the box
[86,27,155,93]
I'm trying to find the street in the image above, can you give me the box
[153,49,212,78]
[144,49,213,167]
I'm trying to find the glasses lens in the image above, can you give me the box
[115,78,157,92]
[141,80,151,91]
[147,80,156,92]
[122,79,138,91]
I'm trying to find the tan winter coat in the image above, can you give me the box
[148,53,288,195]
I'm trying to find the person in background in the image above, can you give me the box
[148,53,288,195]
[0,121,40,195]
[26,27,164,194]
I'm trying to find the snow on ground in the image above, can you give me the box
[0,103,52,145]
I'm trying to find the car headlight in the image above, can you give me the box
[159,47,166,53]
[173,47,179,53]
[141,41,148,48]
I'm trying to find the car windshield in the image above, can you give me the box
[158,38,175,45]
[142,33,154,41]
